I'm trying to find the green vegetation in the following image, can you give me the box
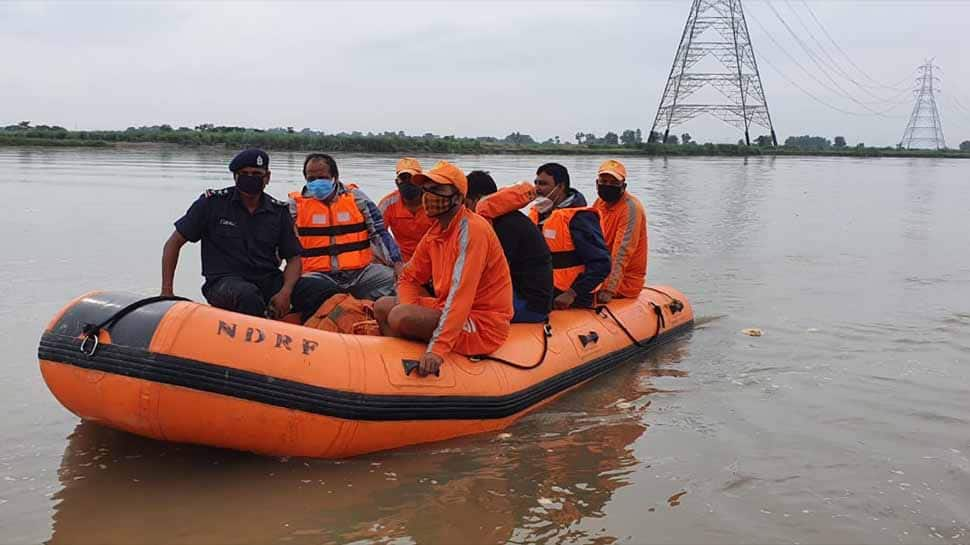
[1,122,968,159]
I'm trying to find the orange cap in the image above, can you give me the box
[597,159,627,182]
[412,160,468,196]
[396,157,422,176]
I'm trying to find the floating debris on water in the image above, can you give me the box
[497,433,512,440]
[668,491,687,506]
[742,328,764,337]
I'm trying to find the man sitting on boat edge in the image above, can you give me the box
[465,171,553,324]
[160,148,331,320]
[379,157,434,264]
[289,153,403,301]
[592,159,648,305]
[374,161,514,377]
[530,162,611,310]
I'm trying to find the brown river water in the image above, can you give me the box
[0,148,968,544]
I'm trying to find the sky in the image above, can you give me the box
[2,0,969,147]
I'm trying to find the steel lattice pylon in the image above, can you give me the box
[899,61,946,150]
[651,0,777,145]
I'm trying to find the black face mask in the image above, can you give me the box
[236,174,265,196]
[597,184,624,203]
[596,184,623,204]
[398,181,423,201]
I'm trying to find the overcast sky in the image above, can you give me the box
[2,1,969,146]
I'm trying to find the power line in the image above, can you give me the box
[756,50,888,117]
[781,0,913,105]
[763,2,904,116]
[747,8,905,118]
[942,95,970,118]
[941,81,970,115]
[797,0,912,91]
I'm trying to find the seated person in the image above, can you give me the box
[374,161,513,377]
[592,160,648,304]
[465,171,553,324]
[379,157,434,263]
[161,148,331,319]
[529,162,611,309]
[288,153,403,301]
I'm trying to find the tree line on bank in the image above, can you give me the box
[2,121,968,155]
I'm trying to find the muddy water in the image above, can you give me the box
[1,148,968,544]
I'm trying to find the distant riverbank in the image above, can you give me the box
[2,130,968,159]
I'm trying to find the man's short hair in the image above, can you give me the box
[536,162,570,189]
[303,153,339,178]
[466,170,498,199]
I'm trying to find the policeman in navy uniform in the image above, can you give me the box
[161,149,334,319]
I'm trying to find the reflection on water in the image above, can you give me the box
[48,340,690,545]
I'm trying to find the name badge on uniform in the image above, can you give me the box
[312,214,328,225]
[543,229,557,240]
[336,211,352,223]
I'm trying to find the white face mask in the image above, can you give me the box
[533,196,554,214]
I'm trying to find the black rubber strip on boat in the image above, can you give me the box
[50,292,176,350]
[38,322,692,422]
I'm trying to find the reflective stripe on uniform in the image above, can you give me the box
[606,196,637,293]
[429,217,470,352]
[378,192,399,214]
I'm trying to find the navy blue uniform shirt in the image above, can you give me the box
[174,187,302,280]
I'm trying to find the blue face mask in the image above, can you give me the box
[306,178,335,200]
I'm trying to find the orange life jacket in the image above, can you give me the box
[290,189,372,273]
[528,206,597,292]
[303,293,378,335]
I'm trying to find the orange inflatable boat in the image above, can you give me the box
[38,288,692,458]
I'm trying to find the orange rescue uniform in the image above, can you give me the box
[398,207,513,356]
[475,181,535,221]
[379,191,434,262]
[593,192,648,297]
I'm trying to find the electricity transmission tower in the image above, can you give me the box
[899,61,946,150]
[651,0,777,146]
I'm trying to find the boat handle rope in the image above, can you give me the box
[403,322,553,376]
[642,287,685,314]
[469,322,552,370]
[595,303,665,348]
[80,295,191,357]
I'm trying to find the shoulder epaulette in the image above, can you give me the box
[203,187,233,199]
[264,193,288,207]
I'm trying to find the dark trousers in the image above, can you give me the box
[202,273,337,320]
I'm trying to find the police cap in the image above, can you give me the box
[228,148,270,173]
